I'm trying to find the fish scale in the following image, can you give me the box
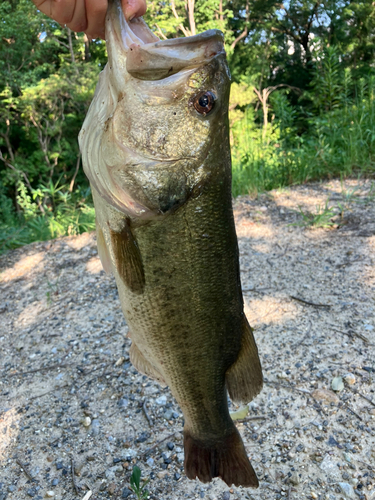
[96,177,240,430]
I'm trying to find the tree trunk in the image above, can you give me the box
[83,33,91,61]
[262,89,268,142]
[67,28,76,65]
[187,0,196,36]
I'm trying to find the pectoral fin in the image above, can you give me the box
[225,317,263,404]
[129,342,166,386]
[96,220,112,274]
[109,221,145,294]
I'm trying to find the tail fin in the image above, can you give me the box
[184,427,259,488]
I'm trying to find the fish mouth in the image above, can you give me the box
[106,0,225,81]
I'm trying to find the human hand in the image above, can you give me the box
[31,0,147,39]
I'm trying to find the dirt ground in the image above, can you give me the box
[0,179,374,500]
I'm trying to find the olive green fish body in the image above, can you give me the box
[95,151,240,433]
[80,0,263,487]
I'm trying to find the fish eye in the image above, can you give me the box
[192,91,216,116]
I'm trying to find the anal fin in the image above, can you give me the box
[225,317,263,404]
[109,220,145,294]
[129,342,166,386]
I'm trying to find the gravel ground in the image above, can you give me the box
[0,179,374,500]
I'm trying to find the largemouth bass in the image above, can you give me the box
[79,0,262,487]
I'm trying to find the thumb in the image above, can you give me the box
[121,0,147,20]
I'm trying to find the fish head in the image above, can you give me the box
[79,0,231,218]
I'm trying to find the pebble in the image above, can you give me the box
[289,472,299,485]
[45,492,55,498]
[174,472,181,481]
[338,482,356,499]
[8,486,16,492]
[312,388,339,404]
[91,419,100,436]
[146,457,154,467]
[51,479,59,486]
[167,442,174,451]
[163,409,173,420]
[327,435,339,446]
[74,462,84,475]
[107,483,116,495]
[105,466,122,480]
[121,448,136,460]
[319,455,341,481]
[26,489,36,497]
[82,416,91,427]
[331,377,344,392]
[155,395,167,405]
[311,492,318,499]
[157,471,168,479]
[118,398,128,408]
[121,488,132,499]
[115,357,125,366]
[222,492,230,500]
[343,373,356,385]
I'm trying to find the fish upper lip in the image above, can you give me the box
[142,155,197,162]
[107,0,225,81]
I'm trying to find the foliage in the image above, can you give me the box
[1,0,375,252]
[231,70,375,195]
[129,466,150,500]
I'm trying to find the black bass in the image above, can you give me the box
[79,0,262,487]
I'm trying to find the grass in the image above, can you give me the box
[129,466,150,500]
[293,199,336,228]
[0,184,95,255]
[231,76,375,196]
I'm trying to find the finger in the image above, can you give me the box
[33,0,77,26]
[66,0,88,33]
[122,0,147,20]
[85,0,107,39]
